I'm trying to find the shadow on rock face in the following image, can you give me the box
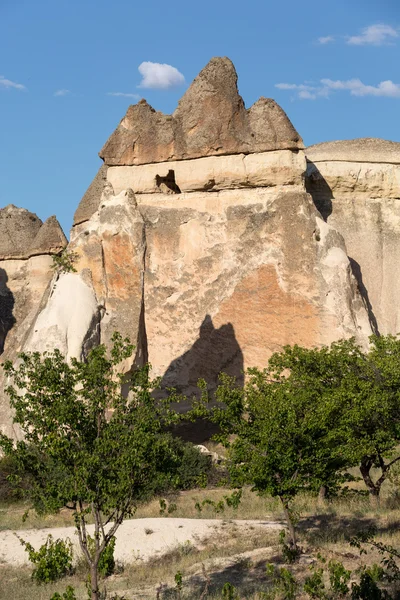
[349,257,380,336]
[306,161,333,221]
[160,314,244,397]
[160,314,244,444]
[0,268,15,355]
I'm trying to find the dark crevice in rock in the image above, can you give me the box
[155,170,181,194]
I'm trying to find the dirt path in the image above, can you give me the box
[0,518,282,566]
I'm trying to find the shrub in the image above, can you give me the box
[16,534,73,583]
[50,586,77,600]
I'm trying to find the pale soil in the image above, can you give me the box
[0,518,282,567]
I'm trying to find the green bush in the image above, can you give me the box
[170,439,213,490]
[16,534,73,584]
[50,586,77,600]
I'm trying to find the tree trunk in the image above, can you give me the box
[318,486,327,502]
[90,563,99,600]
[360,459,380,505]
[280,498,297,549]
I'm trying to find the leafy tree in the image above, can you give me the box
[0,334,194,600]
[338,335,400,499]
[193,352,349,551]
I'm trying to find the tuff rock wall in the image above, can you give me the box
[306,139,400,335]
[1,56,395,438]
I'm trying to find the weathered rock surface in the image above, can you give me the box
[0,205,67,260]
[99,57,303,167]
[107,151,306,195]
[0,208,67,438]
[141,188,371,394]
[74,164,108,226]
[307,138,400,164]
[1,58,386,440]
[306,138,400,334]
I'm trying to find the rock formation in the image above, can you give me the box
[0,57,389,438]
[0,206,67,438]
[306,138,400,335]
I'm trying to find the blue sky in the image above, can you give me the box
[1,0,399,236]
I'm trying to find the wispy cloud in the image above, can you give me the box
[54,89,71,97]
[107,92,141,99]
[0,75,26,91]
[275,78,400,100]
[318,36,335,45]
[347,24,399,46]
[321,78,400,97]
[137,61,185,90]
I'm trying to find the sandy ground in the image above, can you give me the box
[0,518,281,566]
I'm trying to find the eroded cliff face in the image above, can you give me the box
[0,57,378,437]
[0,206,67,438]
[306,139,400,335]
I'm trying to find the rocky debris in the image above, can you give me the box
[307,138,400,164]
[74,164,109,226]
[306,138,400,335]
[99,57,303,167]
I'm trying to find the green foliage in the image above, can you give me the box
[279,530,301,564]
[265,563,299,599]
[0,332,192,599]
[16,534,73,584]
[328,560,351,595]
[220,582,240,600]
[51,250,78,274]
[87,535,116,578]
[304,568,326,599]
[50,586,77,600]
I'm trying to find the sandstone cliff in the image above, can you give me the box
[306,138,400,335]
[0,58,379,438]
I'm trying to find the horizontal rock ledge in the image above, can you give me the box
[107,150,306,196]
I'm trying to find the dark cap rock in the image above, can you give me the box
[28,216,68,256]
[0,205,67,260]
[99,57,303,166]
[0,205,42,259]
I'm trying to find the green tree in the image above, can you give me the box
[0,334,191,600]
[195,345,350,551]
[337,335,400,500]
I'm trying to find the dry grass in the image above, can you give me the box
[2,468,400,598]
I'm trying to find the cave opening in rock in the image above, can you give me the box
[155,170,181,194]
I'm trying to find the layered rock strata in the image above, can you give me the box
[306,139,400,335]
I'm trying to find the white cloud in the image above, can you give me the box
[347,24,399,46]
[54,89,71,97]
[0,75,25,91]
[275,77,400,100]
[137,61,185,90]
[107,92,141,99]
[321,78,400,97]
[318,36,335,45]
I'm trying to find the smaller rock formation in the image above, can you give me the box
[0,205,67,439]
